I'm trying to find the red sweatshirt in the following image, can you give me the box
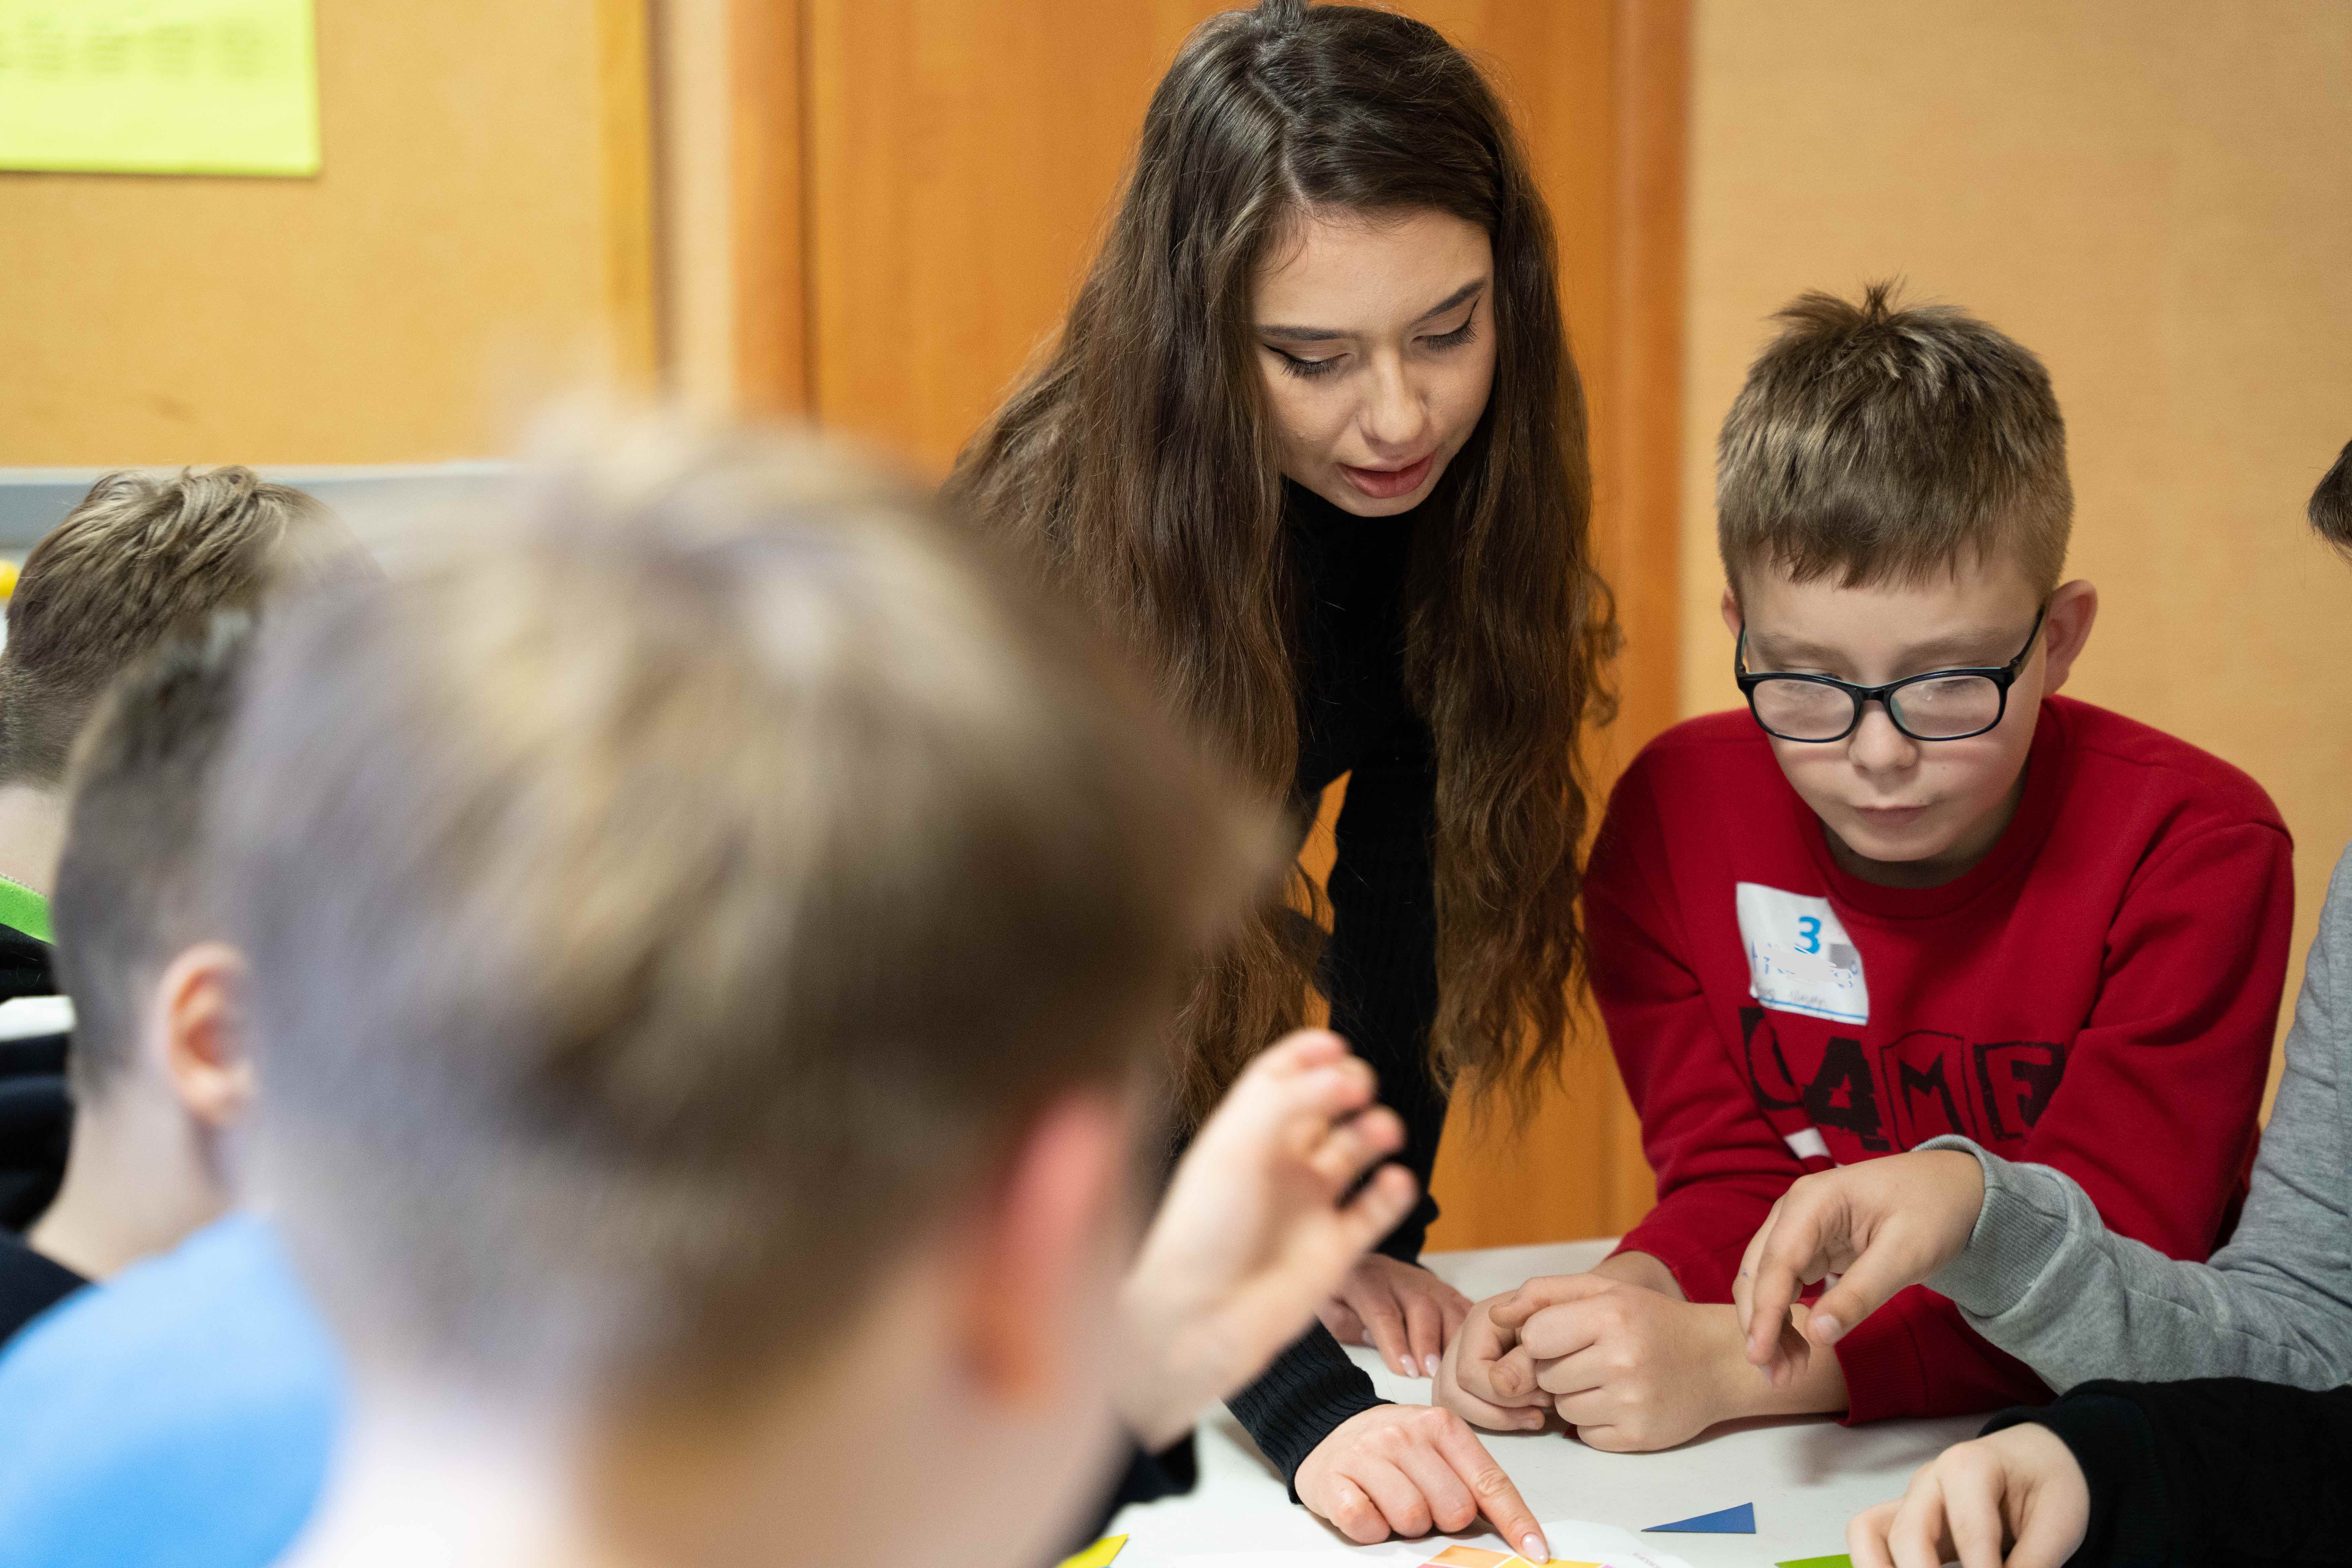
[1588,695,2293,1422]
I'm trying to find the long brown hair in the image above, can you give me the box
[948,0,1615,1123]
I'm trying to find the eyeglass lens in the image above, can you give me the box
[1751,673,2003,741]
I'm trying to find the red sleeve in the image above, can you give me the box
[1585,757,1809,1302]
[1835,818,2295,1422]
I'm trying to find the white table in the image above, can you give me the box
[1109,1240,1981,1568]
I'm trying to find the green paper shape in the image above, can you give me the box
[1776,1556,1853,1568]
[0,0,322,177]
[0,876,50,944]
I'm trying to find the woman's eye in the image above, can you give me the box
[1423,314,1479,351]
[1270,348,1341,380]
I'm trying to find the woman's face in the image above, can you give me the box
[1251,207,1498,517]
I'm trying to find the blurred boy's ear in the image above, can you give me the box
[957,1088,1131,1407]
[155,942,253,1130]
[2038,580,2100,695]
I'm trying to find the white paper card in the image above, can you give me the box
[1735,882,1868,1025]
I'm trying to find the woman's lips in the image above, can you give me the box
[1339,451,1436,500]
[1854,804,1930,830]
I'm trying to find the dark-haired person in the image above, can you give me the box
[1440,287,2291,1452]
[1719,438,2352,1568]
[950,2,1607,1545]
[0,468,343,1237]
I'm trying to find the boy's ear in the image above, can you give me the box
[2039,579,2099,695]
[1720,586,1744,639]
[956,1087,1131,1408]
[156,941,254,1132]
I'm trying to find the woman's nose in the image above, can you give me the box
[1359,357,1430,452]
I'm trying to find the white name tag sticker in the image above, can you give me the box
[1735,882,1868,1025]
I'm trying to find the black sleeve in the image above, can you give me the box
[1321,733,1444,1262]
[1225,1321,1389,1496]
[0,1232,85,1346]
[0,1031,70,1233]
[1984,1379,2352,1567]
[1068,1433,1198,1551]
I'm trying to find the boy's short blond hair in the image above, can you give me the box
[1716,283,2072,597]
[52,615,256,1102]
[214,424,1274,1395]
[0,469,338,787]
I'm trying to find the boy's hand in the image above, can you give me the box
[1734,1150,1987,1385]
[1117,1030,1418,1448]
[1485,1275,1748,1452]
[1433,1292,1552,1432]
[1318,1254,1473,1378]
[1294,1404,1550,1564]
[1849,1424,2089,1568]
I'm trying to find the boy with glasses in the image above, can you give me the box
[1727,440,2352,1568]
[1434,284,2293,1448]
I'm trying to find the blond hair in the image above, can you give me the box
[215,424,1274,1394]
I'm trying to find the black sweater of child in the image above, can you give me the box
[0,922,69,1231]
[1224,482,1448,1485]
[1987,1378,2352,1566]
[0,1230,83,1345]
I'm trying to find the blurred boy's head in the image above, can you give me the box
[28,618,257,1279]
[1,469,338,793]
[213,425,1269,1568]
[1715,283,2096,884]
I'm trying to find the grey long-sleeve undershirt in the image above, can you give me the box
[1921,840,2352,1392]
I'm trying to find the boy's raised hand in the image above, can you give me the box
[1848,1424,2089,1568]
[1116,1030,1418,1448]
[1734,1150,1988,1385]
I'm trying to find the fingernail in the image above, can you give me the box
[1522,1534,1551,1563]
[1424,1354,1442,1377]
[1811,1311,1844,1342]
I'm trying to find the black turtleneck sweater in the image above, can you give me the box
[1224,481,1448,1487]
[1985,1379,2352,1565]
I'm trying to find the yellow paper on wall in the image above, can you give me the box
[0,0,320,176]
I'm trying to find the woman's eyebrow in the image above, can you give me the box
[1256,278,1489,342]
[1411,278,1486,324]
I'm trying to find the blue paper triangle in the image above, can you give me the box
[1645,1503,1755,1534]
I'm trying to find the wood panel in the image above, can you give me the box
[729,0,808,414]
[791,0,1687,1246]
[0,0,660,465]
[801,0,1232,474]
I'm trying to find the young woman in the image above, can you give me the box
[948,1,1613,1548]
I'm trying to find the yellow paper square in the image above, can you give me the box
[0,0,321,176]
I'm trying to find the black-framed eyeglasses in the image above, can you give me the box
[1735,604,2048,743]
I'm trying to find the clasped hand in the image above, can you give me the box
[1437,1251,1852,1451]
[1436,1270,1741,1451]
